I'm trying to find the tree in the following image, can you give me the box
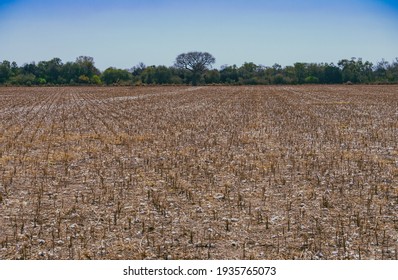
[10,73,36,85]
[91,75,102,85]
[390,58,398,82]
[204,69,220,84]
[131,62,146,76]
[324,63,342,84]
[294,63,307,84]
[374,59,390,83]
[338,58,374,84]
[283,66,296,84]
[22,62,38,77]
[75,56,100,80]
[220,65,239,84]
[153,66,173,84]
[238,62,261,84]
[101,67,131,85]
[174,51,215,85]
[304,75,319,84]
[46,58,63,84]
[0,60,12,84]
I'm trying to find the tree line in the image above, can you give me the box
[1,53,397,86]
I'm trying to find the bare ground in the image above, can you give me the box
[0,85,397,260]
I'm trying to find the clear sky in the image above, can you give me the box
[0,0,397,70]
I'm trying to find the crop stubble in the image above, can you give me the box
[0,85,397,260]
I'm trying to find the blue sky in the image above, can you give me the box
[0,0,397,70]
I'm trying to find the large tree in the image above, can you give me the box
[174,51,215,85]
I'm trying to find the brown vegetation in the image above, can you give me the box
[0,85,397,260]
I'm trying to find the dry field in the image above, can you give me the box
[0,85,397,260]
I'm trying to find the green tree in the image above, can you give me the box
[0,60,12,84]
[22,62,39,77]
[220,65,239,84]
[204,69,220,84]
[60,62,81,84]
[374,59,390,83]
[238,62,261,84]
[283,66,296,84]
[294,63,307,84]
[75,56,100,80]
[154,66,172,84]
[10,73,36,85]
[273,73,288,85]
[140,66,156,84]
[131,62,146,76]
[11,61,19,76]
[338,57,372,83]
[141,66,173,84]
[174,51,215,85]
[267,63,284,84]
[304,75,319,84]
[390,58,398,82]
[324,64,342,84]
[101,67,131,85]
[46,58,63,84]
[91,75,102,85]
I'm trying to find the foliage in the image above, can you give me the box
[0,55,397,86]
[204,69,221,84]
[101,67,131,85]
[140,66,173,84]
[0,60,12,84]
[174,51,216,85]
[91,75,102,85]
[304,75,319,84]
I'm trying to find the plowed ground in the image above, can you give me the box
[0,85,397,259]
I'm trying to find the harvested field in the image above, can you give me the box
[0,85,397,260]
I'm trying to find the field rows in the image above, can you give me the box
[0,85,397,259]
